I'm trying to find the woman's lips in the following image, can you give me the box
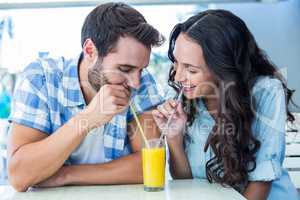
[183,85,196,93]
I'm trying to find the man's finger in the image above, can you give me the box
[110,89,130,99]
[111,96,129,106]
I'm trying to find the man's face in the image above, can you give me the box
[88,36,151,92]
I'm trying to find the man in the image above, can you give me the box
[8,2,164,192]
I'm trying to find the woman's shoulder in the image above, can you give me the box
[250,76,286,125]
[250,76,287,135]
[252,75,282,90]
[252,76,283,95]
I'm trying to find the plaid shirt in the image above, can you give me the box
[9,55,163,163]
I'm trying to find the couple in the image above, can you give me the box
[7,2,299,200]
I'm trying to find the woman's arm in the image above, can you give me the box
[167,138,192,179]
[152,100,192,179]
[243,181,271,200]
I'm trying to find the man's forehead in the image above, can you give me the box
[106,40,151,68]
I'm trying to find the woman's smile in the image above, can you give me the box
[182,84,196,94]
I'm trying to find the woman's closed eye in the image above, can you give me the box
[186,64,203,74]
[187,67,198,74]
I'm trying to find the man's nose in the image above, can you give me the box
[127,73,140,90]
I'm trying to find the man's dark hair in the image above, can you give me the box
[81,2,164,57]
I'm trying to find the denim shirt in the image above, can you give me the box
[184,76,299,199]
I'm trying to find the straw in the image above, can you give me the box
[129,103,150,149]
[158,87,184,146]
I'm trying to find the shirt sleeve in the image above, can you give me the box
[248,77,286,181]
[8,61,51,134]
[127,69,164,121]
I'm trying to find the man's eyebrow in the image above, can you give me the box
[118,64,148,68]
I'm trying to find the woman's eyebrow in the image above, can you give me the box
[173,56,203,69]
[182,62,202,69]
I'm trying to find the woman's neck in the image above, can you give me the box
[203,97,219,120]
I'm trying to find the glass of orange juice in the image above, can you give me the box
[142,138,166,192]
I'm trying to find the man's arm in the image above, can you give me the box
[8,114,89,192]
[8,84,131,192]
[36,111,160,187]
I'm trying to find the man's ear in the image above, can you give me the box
[82,38,98,62]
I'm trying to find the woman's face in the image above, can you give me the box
[173,33,217,99]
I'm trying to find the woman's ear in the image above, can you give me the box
[82,38,98,62]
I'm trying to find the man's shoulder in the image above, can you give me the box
[141,69,155,81]
[34,56,76,75]
[21,56,77,84]
[139,69,158,90]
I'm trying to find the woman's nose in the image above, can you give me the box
[174,66,186,83]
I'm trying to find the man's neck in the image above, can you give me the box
[78,58,96,105]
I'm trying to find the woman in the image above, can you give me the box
[152,10,299,200]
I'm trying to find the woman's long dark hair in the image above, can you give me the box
[168,10,297,192]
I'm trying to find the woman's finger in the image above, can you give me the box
[152,110,167,129]
[152,109,165,119]
[157,104,170,118]
[162,101,176,116]
[177,102,185,115]
[169,99,178,108]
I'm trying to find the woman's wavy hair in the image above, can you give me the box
[168,9,296,191]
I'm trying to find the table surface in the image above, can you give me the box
[0,179,245,200]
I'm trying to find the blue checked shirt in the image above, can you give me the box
[9,55,164,163]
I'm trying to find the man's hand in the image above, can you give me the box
[82,84,130,130]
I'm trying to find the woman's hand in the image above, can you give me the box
[152,99,187,144]
[153,99,192,179]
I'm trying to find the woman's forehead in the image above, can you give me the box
[174,34,205,67]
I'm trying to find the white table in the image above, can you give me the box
[0,179,245,200]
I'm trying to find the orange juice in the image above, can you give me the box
[142,146,166,191]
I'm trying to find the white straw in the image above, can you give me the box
[158,88,184,144]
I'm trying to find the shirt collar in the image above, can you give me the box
[197,98,216,126]
[61,53,86,107]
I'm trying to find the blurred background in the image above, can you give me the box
[0,0,299,188]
